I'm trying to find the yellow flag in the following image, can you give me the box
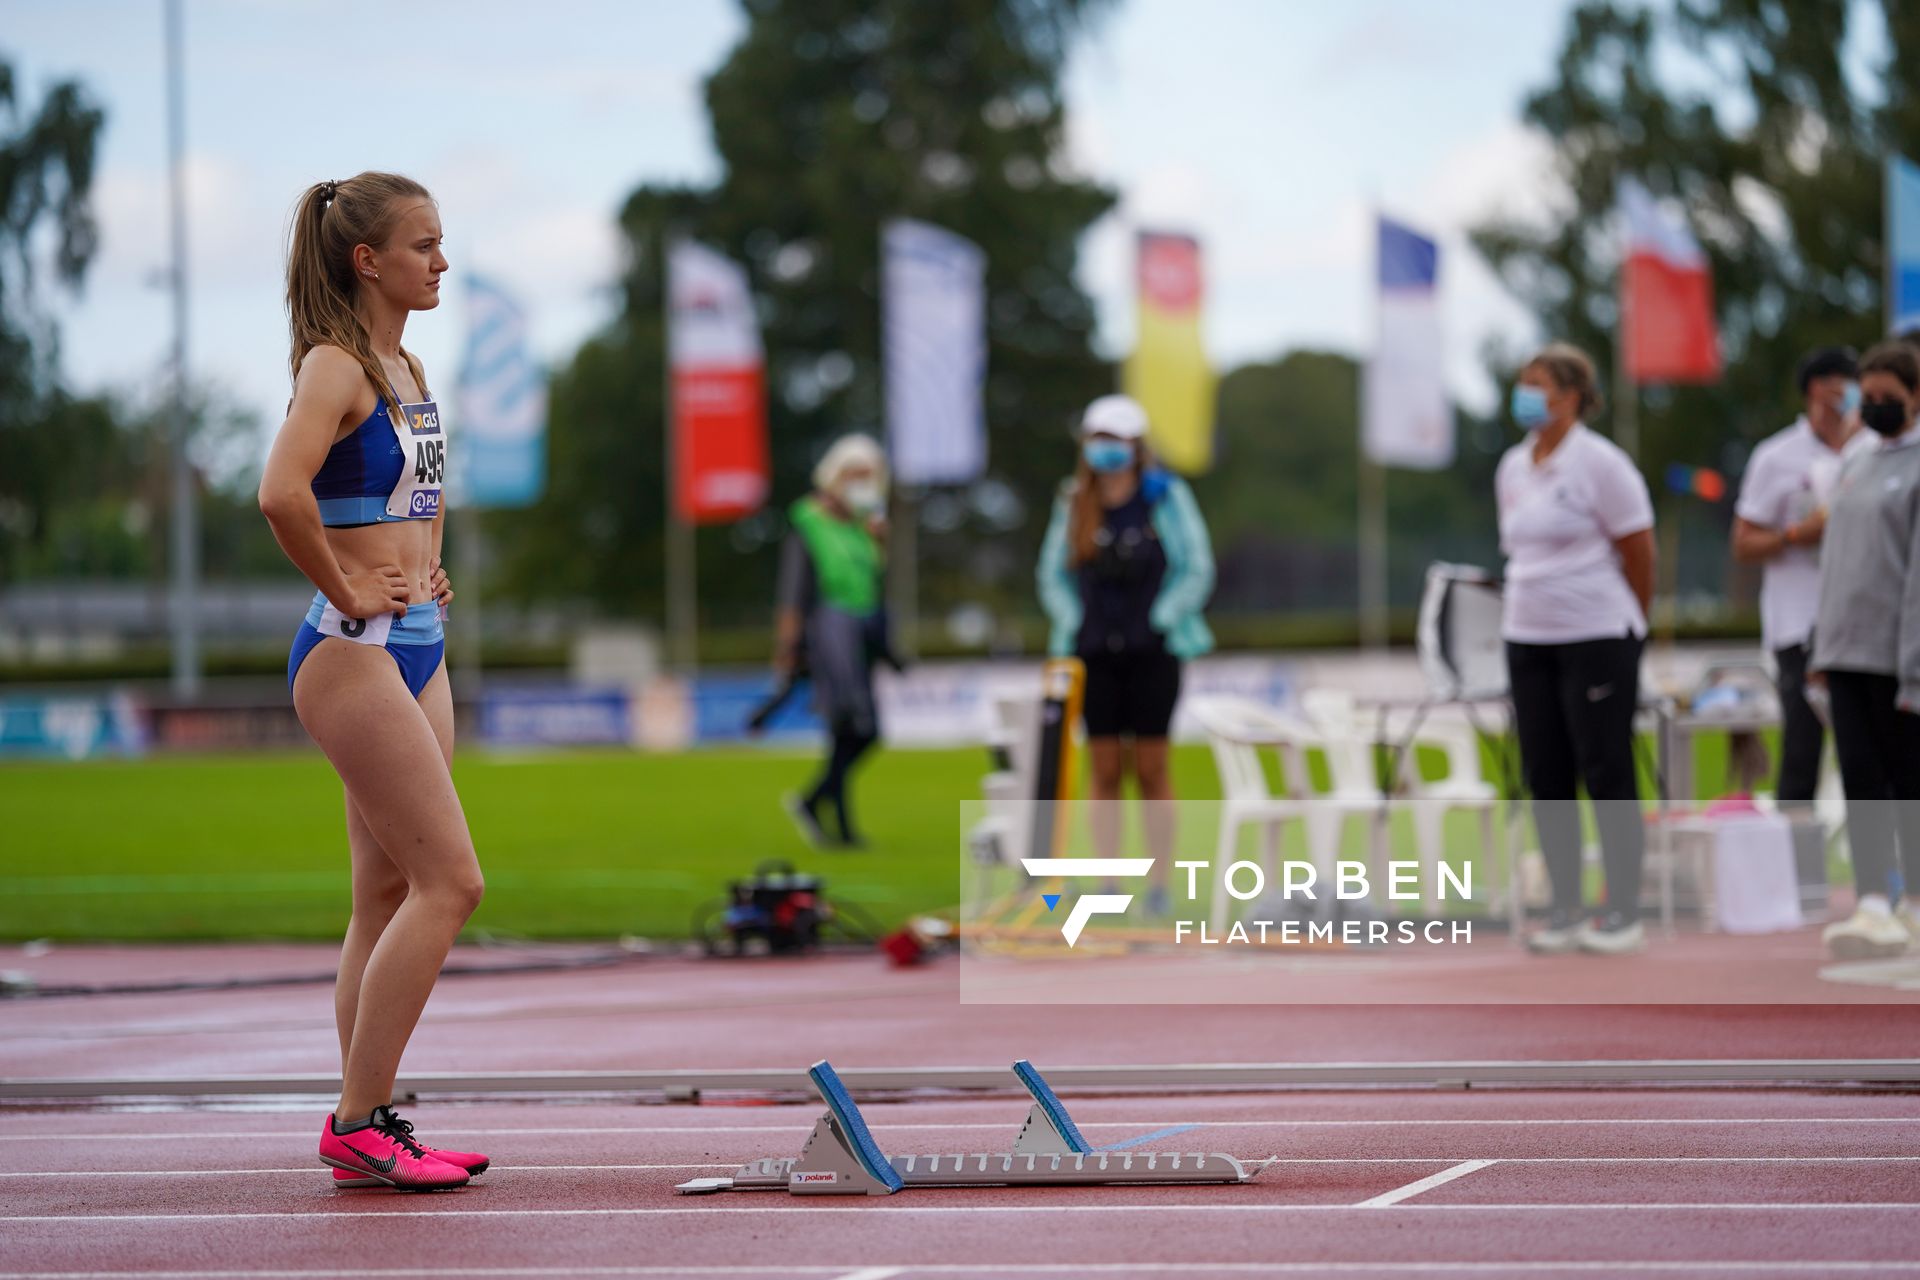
[1124,231,1215,474]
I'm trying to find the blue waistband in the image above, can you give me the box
[304,591,444,645]
[317,496,410,526]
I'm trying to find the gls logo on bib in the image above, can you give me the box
[385,399,446,521]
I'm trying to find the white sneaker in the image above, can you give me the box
[1525,910,1582,955]
[1576,916,1646,955]
[1823,905,1910,961]
[1896,903,1920,952]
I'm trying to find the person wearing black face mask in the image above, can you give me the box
[1731,346,1865,809]
[1810,340,1920,959]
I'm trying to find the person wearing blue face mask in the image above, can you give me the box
[1038,395,1216,913]
[1495,344,1657,955]
[1732,345,1866,810]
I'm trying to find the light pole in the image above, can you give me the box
[164,0,200,697]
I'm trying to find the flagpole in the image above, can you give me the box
[451,278,483,704]
[664,231,697,673]
[1614,185,1641,461]
[1358,451,1387,653]
[1358,208,1388,653]
[457,505,483,701]
[164,0,200,699]
[889,486,919,661]
[1613,320,1639,461]
[879,224,916,663]
[665,435,698,673]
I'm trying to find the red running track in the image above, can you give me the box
[4,944,1919,1080]
[4,1092,1920,1276]
[3,944,1920,1275]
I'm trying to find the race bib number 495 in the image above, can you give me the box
[387,399,446,520]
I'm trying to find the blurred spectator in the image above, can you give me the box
[1732,345,1866,807]
[774,434,898,850]
[1037,395,1214,914]
[1810,341,1920,958]
[1497,343,1655,956]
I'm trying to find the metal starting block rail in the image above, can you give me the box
[675,1058,1273,1196]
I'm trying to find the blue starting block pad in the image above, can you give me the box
[794,1059,904,1194]
[1012,1058,1093,1155]
[675,1059,1270,1196]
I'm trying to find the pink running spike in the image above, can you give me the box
[377,1106,490,1175]
[319,1112,468,1191]
[332,1106,489,1185]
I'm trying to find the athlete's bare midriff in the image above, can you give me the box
[325,521,437,607]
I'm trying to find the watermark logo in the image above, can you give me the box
[1019,858,1153,947]
[1017,855,1475,948]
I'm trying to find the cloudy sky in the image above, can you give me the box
[7,0,1573,461]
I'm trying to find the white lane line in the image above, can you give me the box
[828,1270,905,1280]
[0,1164,730,1176]
[879,1266,1912,1274]
[1355,1159,1495,1207]
[5,1203,1920,1222]
[0,1272,846,1280]
[8,1116,1920,1141]
[3,1266,1920,1279]
[8,1156,1920,1178]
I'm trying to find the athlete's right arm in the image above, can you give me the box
[258,348,408,618]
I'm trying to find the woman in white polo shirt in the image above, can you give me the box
[1497,343,1657,955]
[1732,345,1863,809]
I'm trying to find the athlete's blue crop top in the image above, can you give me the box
[312,398,408,526]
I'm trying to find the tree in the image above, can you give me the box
[493,1,1117,631]
[1471,0,1911,516]
[0,57,106,583]
[1195,351,1503,620]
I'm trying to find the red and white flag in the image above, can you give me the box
[668,239,769,524]
[1618,178,1721,384]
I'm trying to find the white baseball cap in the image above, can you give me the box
[1079,394,1149,440]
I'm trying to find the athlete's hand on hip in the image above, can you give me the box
[343,564,411,617]
[430,556,454,607]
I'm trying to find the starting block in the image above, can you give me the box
[675,1059,1272,1196]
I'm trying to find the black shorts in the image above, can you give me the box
[1080,646,1182,739]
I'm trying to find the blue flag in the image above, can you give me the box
[1363,215,1451,470]
[1889,156,1920,333]
[455,275,547,509]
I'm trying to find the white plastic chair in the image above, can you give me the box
[1298,688,1409,914]
[1187,695,1317,933]
[971,696,1041,872]
[1399,716,1509,921]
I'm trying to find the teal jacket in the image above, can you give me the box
[1036,470,1216,660]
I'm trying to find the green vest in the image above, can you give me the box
[790,496,880,616]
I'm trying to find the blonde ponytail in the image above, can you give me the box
[285,171,435,408]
